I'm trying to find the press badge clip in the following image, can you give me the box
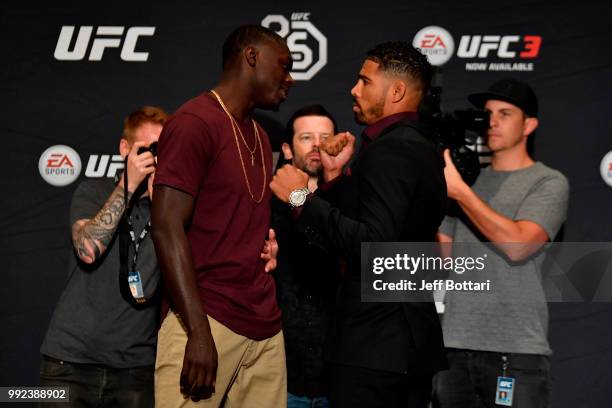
[128,271,144,299]
[495,355,515,406]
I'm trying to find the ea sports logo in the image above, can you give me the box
[413,26,454,66]
[39,145,82,186]
[601,151,612,187]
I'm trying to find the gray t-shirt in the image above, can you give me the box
[41,178,159,367]
[440,162,569,355]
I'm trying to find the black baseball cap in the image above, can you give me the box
[468,78,538,117]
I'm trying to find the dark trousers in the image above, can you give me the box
[433,348,550,408]
[328,363,433,408]
[39,356,154,408]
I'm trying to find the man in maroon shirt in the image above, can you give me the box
[151,25,293,407]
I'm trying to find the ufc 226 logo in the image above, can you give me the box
[54,26,155,62]
[261,13,327,81]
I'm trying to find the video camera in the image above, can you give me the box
[418,86,488,186]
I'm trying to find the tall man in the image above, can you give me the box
[40,106,167,407]
[273,105,340,407]
[151,25,293,407]
[270,42,447,407]
[434,79,569,408]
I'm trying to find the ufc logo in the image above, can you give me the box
[85,155,124,178]
[54,26,155,61]
[47,154,74,168]
[457,35,541,59]
[290,12,310,20]
[419,34,447,49]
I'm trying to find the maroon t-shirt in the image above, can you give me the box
[154,92,281,340]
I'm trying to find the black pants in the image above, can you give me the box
[39,356,154,408]
[328,363,433,408]
[433,349,550,408]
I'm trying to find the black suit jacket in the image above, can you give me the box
[297,118,448,374]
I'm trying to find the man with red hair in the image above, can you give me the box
[40,106,167,407]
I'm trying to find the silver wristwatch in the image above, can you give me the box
[288,188,310,208]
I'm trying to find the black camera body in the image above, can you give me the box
[136,141,158,157]
[418,86,488,186]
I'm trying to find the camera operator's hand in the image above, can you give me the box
[320,132,355,182]
[443,149,469,200]
[121,141,156,193]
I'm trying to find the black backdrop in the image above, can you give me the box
[2,1,612,406]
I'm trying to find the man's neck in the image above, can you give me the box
[308,176,318,192]
[213,82,254,121]
[491,148,534,171]
[364,111,418,141]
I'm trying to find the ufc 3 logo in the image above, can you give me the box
[54,26,155,62]
[457,35,542,59]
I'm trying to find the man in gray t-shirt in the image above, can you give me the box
[40,107,167,407]
[433,79,569,408]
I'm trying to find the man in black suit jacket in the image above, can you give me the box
[270,41,447,407]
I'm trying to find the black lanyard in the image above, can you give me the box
[118,164,160,308]
[125,215,151,271]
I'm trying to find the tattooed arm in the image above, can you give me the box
[71,186,132,264]
[71,140,155,264]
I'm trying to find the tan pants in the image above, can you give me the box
[155,312,287,408]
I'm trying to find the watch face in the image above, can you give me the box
[289,189,308,207]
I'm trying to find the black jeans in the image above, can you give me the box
[328,363,433,408]
[433,348,550,408]
[39,356,154,408]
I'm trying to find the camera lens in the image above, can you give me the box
[149,142,158,156]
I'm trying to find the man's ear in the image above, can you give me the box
[390,80,407,103]
[524,117,539,137]
[244,46,257,67]
[281,142,293,160]
[119,138,130,159]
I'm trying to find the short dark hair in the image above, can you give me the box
[283,104,337,146]
[366,41,433,96]
[222,24,285,69]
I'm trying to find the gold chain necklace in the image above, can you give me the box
[210,90,266,203]
[211,90,258,165]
